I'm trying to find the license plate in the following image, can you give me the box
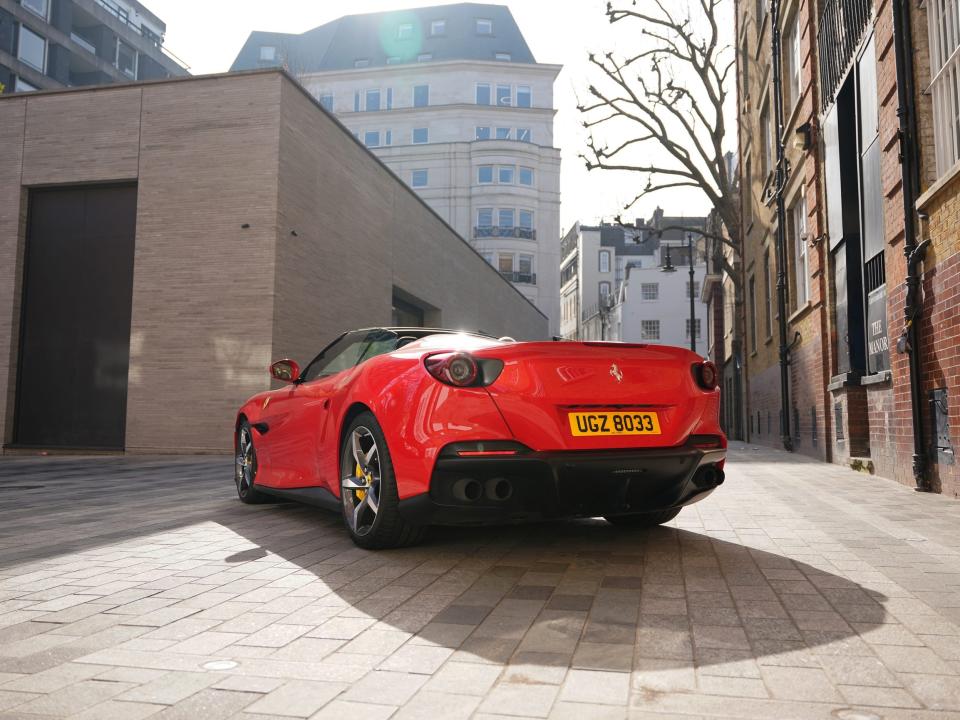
[568,411,661,436]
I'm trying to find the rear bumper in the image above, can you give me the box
[398,440,725,526]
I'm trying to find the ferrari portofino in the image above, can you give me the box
[235,328,725,548]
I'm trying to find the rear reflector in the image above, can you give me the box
[456,450,519,457]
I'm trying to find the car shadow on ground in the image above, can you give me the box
[218,499,888,671]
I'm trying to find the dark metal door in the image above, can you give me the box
[14,185,138,449]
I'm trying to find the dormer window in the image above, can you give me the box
[354,58,370,68]
[430,19,446,36]
[476,18,493,35]
[259,45,277,61]
[397,23,414,40]
[495,52,511,61]
[417,53,432,62]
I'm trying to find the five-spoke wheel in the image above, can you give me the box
[235,421,267,504]
[339,411,426,549]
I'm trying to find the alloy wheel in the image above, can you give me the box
[342,426,381,536]
[236,426,255,496]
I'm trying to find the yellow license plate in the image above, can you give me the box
[568,411,661,436]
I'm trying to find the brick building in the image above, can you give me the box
[732,0,960,497]
[0,70,548,454]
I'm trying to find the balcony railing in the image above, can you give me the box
[500,271,537,285]
[474,225,537,240]
[817,0,871,108]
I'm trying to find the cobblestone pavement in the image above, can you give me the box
[1,444,960,719]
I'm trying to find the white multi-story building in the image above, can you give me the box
[560,213,709,353]
[231,4,561,333]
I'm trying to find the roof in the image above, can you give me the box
[230,3,536,73]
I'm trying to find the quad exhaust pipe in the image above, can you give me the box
[452,477,513,502]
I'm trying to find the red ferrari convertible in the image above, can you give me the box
[234,328,725,548]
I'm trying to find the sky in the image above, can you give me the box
[150,0,724,234]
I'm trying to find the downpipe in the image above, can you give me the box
[769,0,794,452]
[891,0,930,491]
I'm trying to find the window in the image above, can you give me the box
[518,254,533,278]
[477,208,493,227]
[386,88,393,109]
[318,93,334,111]
[354,91,361,112]
[519,210,533,229]
[498,208,515,228]
[259,45,276,61]
[498,166,514,184]
[516,128,531,143]
[641,320,660,340]
[516,85,532,107]
[413,84,429,107]
[384,130,392,146]
[21,0,47,18]
[741,38,750,99]
[686,281,700,298]
[641,283,659,301]
[519,167,534,186]
[496,84,511,106]
[686,319,701,340]
[791,191,809,308]
[928,0,960,175]
[599,250,611,273]
[411,169,428,187]
[744,155,753,225]
[430,19,446,35]
[475,126,491,140]
[301,330,398,381]
[366,89,381,111]
[386,56,401,65]
[476,83,491,105]
[481,252,494,265]
[495,52,511,61]
[784,17,801,110]
[749,275,757,352]
[397,22,414,40]
[417,53,432,62]
[354,58,370,68]
[412,127,428,144]
[17,25,45,72]
[476,18,493,35]
[364,131,380,148]
[495,127,511,139]
[478,165,494,184]
[116,40,137,77]
[15,77,38,92]
[498,254,514,273]
[600,282,612,301]
[763,249,773,337]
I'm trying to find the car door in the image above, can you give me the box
[261,331,391,489]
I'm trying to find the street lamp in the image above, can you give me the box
[687,233,696,353]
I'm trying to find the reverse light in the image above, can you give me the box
[693,361,719,391]
[424,353,504,387]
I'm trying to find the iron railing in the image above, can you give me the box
[500,271,537,285]
[817,0,872,108]
[474,226,537,240]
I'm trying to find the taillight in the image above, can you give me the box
[693,361,719,391]
[424,353,503,387]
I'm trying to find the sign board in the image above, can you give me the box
[866,286,890,374]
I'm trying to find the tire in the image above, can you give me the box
[235,421,269,504]
[340,412,426,549]
[604,508,681,528]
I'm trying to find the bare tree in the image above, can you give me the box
[579,0,739,270]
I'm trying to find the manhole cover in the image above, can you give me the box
[202,660,238,671]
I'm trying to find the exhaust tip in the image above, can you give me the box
[485,478,513,501]
[453,478,483,502]
[693,467,723,489]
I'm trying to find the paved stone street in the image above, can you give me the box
[1,444,960,719]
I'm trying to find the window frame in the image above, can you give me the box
[475,126,491,140]
[641,320,661,340]
[318,93,334,111]
[397,22,414,40]
[496,84,512,106]
[477,165,494,184]
[476,83,491,105]
[363,130,381,148]
[516,85,532,107]
[599,250,611,274]
[430,19,446,36]
[17,24,46,73]
[516,127,531,143]
[641,283,659,301]
[498,166,515,184]
[518,167,534,186]
[259,44,276,61]
[413,84,430,107]
[412,127,429,144]
[476,18,493,35]
[21,0,48,19]
[495,127,511,140]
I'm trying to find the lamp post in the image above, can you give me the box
[688,232,696,353]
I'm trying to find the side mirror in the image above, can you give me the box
[269,359,300,383]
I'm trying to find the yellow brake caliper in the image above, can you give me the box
[355,462,367,501]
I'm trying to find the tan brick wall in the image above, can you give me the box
[0,70,548,455]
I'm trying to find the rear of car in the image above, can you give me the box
[400,339,726,526]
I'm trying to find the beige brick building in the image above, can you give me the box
[0,69,548,454]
